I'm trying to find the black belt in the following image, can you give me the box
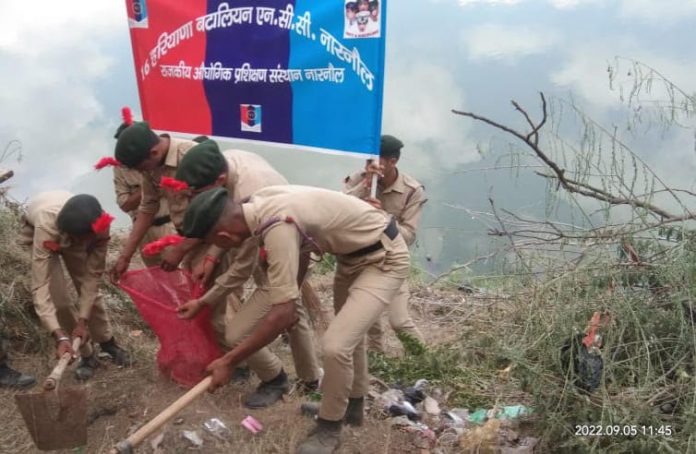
[152,215,171,226]
[345,217,398,258]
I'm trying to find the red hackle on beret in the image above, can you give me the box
[142,234,185,256]
[94,157,122,170]
[121,106,134,126]
[160,176,190,192]
[91,212,115,234]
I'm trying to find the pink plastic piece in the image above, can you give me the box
[241,416,263,433]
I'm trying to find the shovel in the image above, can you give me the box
[110,376,212,454]
[15,337,88,451]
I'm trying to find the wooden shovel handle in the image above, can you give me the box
[44,337,81,391]
[111,376,212,454]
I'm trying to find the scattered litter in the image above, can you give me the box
[468,409,488,425]
[388,400,420,421]
[174,417,185,425]
[424,396,441,415]
[444,410,467,428]
[203,418,231,439]
[181,430,203,447]
[377,388,405,407]
[390,416,436,447]
[241,415,263,434]
[404,387,426,405]
[496,405,532,419]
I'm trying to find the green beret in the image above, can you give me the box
[192,135,210,143]
[380,134,403,159]
[114,122,159,167]
[113,122,128,139]
[56,194,103,235]
[175,140,226,189]
[182,187,229,239]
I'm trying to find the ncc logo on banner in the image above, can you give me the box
[127,0,148,28]
[240,104,262,133]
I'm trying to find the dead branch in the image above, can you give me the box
[452,93,695,223]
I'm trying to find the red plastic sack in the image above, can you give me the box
[119,268,222,387]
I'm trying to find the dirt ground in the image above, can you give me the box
[0,274,459,454]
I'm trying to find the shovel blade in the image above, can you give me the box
[15,386,87,450]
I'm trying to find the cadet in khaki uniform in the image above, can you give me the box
[343,135,427,352]
[179,186,410,454]
[113,166,175,267]
[169,140,322,407]
[20,191,131,380]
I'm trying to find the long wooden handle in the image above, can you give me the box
[111,376,212,454]
[43,337,81,390]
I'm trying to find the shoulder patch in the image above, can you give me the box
[42,240,61,252]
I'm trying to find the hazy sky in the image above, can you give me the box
[1,0,695,270]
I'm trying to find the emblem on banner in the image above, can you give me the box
[240,105,262,133]
[127,0,149,29]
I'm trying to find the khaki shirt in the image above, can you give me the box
[22,191,108,333]
[200,150,289,305]
[240,185,390,305]
[113,166,169,221]
[138,136,197,229]
[344,169,427,246]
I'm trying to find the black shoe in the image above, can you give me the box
[297,418,342,454]
[244,370,289,409]
[75,354,99,381]
[300,398,363,426]
[344,397,364,427]
[100,338,133,367]
[0,363,36,389]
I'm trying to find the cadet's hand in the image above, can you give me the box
[177,299,205,320]
[110,255,131,283]
[363,159,384,186]
[192,257,217,287]
[206,358,233,392]
[364,197,383,210]
[71,318,89,342]
[56,339,76,362]
[160,245,186,271]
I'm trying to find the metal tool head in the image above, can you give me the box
[14,386,87,450]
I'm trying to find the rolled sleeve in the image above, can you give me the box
[260,223,301,304]
[200,238,260,306]
[30,228,61,333]
[138,173,161,215]
[113,168,134,212]
[397,187,427,246]
[70,240,107,320]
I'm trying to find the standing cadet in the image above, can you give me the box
[103,121,200,279]
[343,135,427,352]
[169,140,322,406]
[112,166,175,267]
[179,186,410,454]
[19,191,131,380]
[0,332,36,388]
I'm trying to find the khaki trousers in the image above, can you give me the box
[186,246,321,383]
[318,234,410,421]
[366,280,424,352]
[48,255,113,357]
